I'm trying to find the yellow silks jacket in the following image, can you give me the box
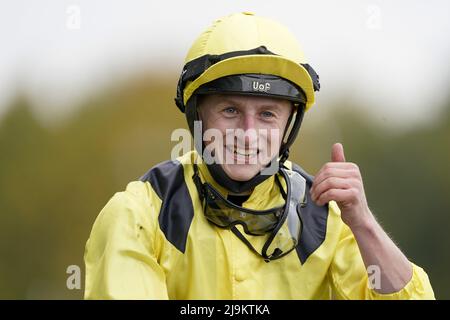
[84,151,434,299]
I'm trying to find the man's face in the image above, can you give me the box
[198,94,293,182]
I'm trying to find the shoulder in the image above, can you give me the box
[138,152,196,253]
[139,151,195,200]
[91,180,160,235]
[283,160,314,186]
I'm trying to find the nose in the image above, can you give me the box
[239,113,258,147]
[241,113,256,131]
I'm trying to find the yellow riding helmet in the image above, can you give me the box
[174,12,320,193]
[175,12,320,113]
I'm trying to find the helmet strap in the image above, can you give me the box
[185,96,305,193]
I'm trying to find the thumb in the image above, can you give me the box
[331,143,346,162]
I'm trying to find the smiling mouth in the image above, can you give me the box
[225,145,259,157]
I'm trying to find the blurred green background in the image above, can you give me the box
[0,0,449,299]
[1,73,449,299]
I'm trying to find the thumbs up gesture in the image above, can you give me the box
[310,143,372,230]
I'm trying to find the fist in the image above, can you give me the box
[310,143,372,229]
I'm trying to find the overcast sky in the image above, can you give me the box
[1,0,449,128]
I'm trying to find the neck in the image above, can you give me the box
[227,190,253,196]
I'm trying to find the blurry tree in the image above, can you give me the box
[0,74,448,299]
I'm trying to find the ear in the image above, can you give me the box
[196,94,205,109]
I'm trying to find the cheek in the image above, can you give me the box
[200,109,225,129]
[198,111,219,137]
[276,113,293,140]
[265,133,282,154]
[205,118,239,144]
[266,122,286,145]
[199,118,228,148]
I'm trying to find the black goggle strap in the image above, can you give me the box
[279,105,306,164]
[175,46,320,113]
[192,163,205,202]
[274,173,287,199]
[193,162,306,262]
[230,226,272,262]
[193,162,287,203]
[260,168,303,260]
[175,46,275,112]
[231,168,306,262]
[231,225,295,263]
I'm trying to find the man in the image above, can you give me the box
[84,12,434,299]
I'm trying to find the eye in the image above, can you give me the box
[261,110,275,118]
[223,106,238,115]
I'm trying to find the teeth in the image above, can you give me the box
[227,146,257,156]
[235,149,255,156]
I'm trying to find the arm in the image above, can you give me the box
[84,181,168,299]
[311,143,434,297]
[351,209,411,293]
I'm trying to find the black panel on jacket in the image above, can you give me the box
[140,160,194,253]
[139,159,328,263]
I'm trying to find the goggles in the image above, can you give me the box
[193,164,306,262]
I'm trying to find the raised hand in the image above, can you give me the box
[310,143,372,230]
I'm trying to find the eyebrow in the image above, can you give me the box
[216,96,286,111]
[215,96,244,106]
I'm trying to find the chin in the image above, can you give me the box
[222,163,261,181]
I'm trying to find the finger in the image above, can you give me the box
[310,176,354,201]
[331,143,346,163]
[318,162,357,170]
[312,166,360,191]
[315,188,355,206]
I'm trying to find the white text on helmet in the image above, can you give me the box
[252,81,271,93]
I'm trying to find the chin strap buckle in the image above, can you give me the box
[279,148,290,164]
